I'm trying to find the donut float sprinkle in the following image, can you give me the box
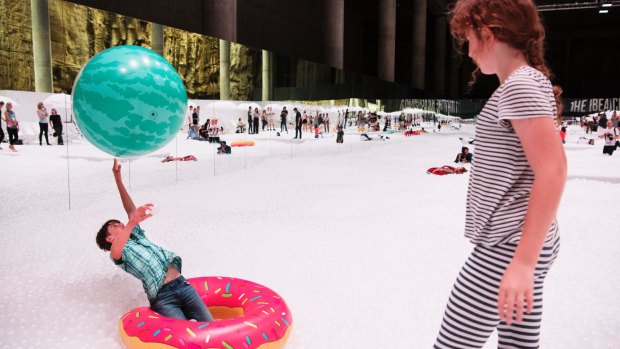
[119,276,293,349]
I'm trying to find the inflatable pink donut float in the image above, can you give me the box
[119,276,293,349]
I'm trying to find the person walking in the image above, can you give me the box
[433,1,567,348]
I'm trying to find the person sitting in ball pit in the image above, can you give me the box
[455,146,473,163]
[187,126,207,141]
[236,118,246,133]
[360,133,389,141]
[96,159,214,322]
[217,141,231,155]
[198,119,211,140]
[161,155,197,162]
[336,125,344,143]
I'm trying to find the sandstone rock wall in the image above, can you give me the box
[164,28,220,99]
[0,0,35,91]
[0,0,256,100]
[230,43,256,101]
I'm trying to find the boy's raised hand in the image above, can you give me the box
[130,203,154,224]
[113,158,121,176]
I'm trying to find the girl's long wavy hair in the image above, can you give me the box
[449,0,562,122]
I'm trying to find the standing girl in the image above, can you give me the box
[261,110,267,131]
[323,113,330,133]
[37,102,51,145]
[267,106,276,131]
[433,1,567,348]
[253,107,260,135]
[4,102,19,151]
[4,102,19,152]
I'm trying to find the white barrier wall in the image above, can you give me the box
[1,90,71,123]
[0,90,353,133]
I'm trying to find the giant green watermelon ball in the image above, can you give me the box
[72,46,187,157]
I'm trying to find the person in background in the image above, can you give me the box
[324,113,330,133]
[280,106,288,134]
[253,108,260,135]
[192,107,199,129]
[559,126,566,144]
[336,125,344,143]
[0,101,5,150]
[49,108,64,145]
[302,111,308,133]
[186,105,194,128]
[236,118,246,133]
[267,106,276,131]
[247,106,253,134]
[217,141,231,155]
[293,107,302,139]
[599,120,619,155]
[198,119,210,140]
[37,102,51,146]
[433,1,566,348]
[261,110,267,131]
[4,102,19,152]
[454,146,473,163]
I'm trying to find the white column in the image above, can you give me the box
[262,50,271,101]
[151,23,164,55]
[219,39,230,100]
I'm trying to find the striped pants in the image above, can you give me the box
[434,235,560,349]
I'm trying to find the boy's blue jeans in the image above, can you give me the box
[150,275,214,322]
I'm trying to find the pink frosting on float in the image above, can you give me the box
[120,276,293,349]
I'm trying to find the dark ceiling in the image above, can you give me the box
[66,0,620,98]
[341,0,620,97]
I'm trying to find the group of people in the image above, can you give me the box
[563,111,620,155]
[0,101,19,151]
[36,102,64,146]
[245,106,278,135]
[187,106,223,143]
[582,111,619,134]
[586,111,620,155]
[0,100,64,152]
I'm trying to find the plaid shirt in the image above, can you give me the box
[112,225,182,301]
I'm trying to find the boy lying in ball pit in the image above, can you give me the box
[96,159,214,321]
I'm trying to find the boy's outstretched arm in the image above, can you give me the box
[113,158,136,219]
[110,204,153,261]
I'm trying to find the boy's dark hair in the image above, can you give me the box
[96,219,120,251]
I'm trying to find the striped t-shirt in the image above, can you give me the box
[465,66,558,245]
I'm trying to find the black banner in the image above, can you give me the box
[388,97,619,118]
[565,98,620,116]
